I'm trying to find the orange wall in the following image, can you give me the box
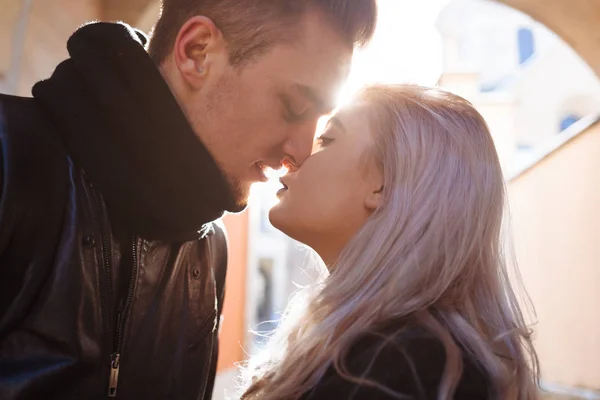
[508,121,600,389]
[217,212,249,372]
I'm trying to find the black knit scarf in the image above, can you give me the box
[33,22,235,241]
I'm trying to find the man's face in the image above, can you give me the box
[169,10,353,211]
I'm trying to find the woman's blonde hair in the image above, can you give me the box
[239,84,539,399]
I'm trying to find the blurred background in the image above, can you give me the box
[1,0,599,398]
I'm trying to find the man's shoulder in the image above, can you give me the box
[210,219,228,245]
[0,93,65,162]
[205,219,228,303]
[203,219,228,252]
[0,94,50,130]
[0,93,70,240]
[0,93,33,112]
[204,219,228,269]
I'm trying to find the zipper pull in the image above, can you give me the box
[108,352,121,398]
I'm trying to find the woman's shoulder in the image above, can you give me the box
[360,323,493,398]
[349,322,455,373]
[304,322,492,400]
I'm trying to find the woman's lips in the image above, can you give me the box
[279,177,289,190]
[277,177,289,197]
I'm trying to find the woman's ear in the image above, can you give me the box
[365,185,383,211]
[364,157,384,211]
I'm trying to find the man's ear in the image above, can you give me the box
[173,16,224,89]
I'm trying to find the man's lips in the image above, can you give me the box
[254,162,269,182]
[254,162,286,182]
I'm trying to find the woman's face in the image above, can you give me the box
[269,102,383,264]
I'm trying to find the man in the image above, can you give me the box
[0,0,376,398]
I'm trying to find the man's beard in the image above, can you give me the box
[228,178,250,213]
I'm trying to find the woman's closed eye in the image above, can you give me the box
[315,135,335,147]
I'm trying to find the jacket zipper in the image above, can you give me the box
[92,188,139,398]
[91,189,118,398]
[108,234,139,398]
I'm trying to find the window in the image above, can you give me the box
[255,258,276,331]
[559,114,581,132]
[517,28,535,64]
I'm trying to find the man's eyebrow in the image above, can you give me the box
[293,83,336,114]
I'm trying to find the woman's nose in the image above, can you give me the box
[282,121,319,167]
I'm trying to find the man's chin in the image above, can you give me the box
[228,199,248,213]
[226,182,251,213]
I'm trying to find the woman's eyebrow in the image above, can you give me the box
[325,116,346,134]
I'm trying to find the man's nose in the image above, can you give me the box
[282,119,319,167]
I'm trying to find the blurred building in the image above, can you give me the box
[436,1,600,397]
[436,0,600,175]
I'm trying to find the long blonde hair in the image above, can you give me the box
[240,84,539,399]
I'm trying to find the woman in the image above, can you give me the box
[239,85,539,399]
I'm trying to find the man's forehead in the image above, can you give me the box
[255,28,352,113]
[271,17,353,107]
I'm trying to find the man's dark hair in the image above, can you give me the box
[148,0,377,67]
